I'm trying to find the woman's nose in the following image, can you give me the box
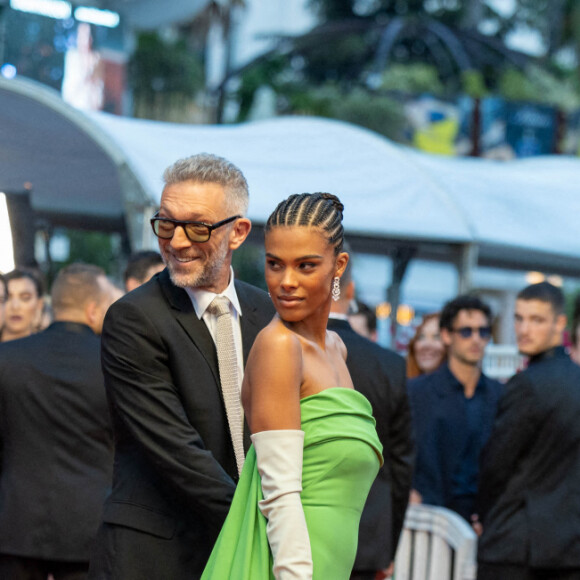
[281,270,297,288]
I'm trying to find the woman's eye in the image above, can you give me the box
[266,260,281,270]
[299,262,316,270]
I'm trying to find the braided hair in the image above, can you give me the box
[265,192,345,254]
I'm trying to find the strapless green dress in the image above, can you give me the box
[201,387,383,580]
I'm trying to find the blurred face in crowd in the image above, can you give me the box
[157,181,250,293]
[3,276,44,341]
[348,312,376,342]
[144,263,165,283]
[515,298,566,357]
[441,309,491,367]
[413,316,445,373]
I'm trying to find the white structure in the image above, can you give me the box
[3,75,580,344]
[395,504,477,580]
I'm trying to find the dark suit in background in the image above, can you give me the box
[478,346,580,579]
[328,317,414,578]
[0,321,113,579]
[408,364,502,518]
[89,272,273,580]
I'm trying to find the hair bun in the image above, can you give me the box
[319,192,344,214]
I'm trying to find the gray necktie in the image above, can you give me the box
[207,296,245,476]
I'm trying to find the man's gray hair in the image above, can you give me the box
[163,153,249,214]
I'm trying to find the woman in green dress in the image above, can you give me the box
[202,192,383,580]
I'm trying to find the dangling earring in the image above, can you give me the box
[332,277,341,302]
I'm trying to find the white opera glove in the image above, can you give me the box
[251,429,313,580]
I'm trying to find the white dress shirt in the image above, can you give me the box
[185,267,244,392]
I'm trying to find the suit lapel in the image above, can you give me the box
[159,270,220,384]
[161,274,263,455]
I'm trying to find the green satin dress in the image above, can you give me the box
[201,387,383,580]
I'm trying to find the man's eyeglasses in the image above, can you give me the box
[451,326,492,339]
[150,214,241,243]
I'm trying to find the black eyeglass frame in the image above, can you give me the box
[451,326,492,339]
[150,214,241,243]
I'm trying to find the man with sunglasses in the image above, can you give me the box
[408,295,502,523]
[477,282,580,580]
[89,154,274,580]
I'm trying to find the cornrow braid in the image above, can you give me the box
[265,192,345,254]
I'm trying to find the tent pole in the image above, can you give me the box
[458,243,478,294]
[387,245,417,343]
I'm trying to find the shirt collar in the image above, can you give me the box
[328,313,349,321]
[185,267,242,319]
[438,362,487,396]
[528,345,566,365]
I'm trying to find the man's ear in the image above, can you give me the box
[229,218,252,250]
[556,313,567,335]
[84,300,99,328]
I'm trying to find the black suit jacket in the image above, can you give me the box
[327,318,414,570]
[478,346,580,569]
[0,321,113,561]
[90,270,274,580]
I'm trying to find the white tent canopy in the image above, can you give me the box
[88,109,580,279]
[88,111,474,244]
[2,75,580,285]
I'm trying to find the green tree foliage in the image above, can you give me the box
[309,0,442,20]
[379,63,445,95]
[232,244,267,290]
[236,56,288,122]
[499,66,580,110]
[129,32,204,120]
[52,230,119,277]
[232,0,579,138]
[130,32,203,98]
[288,84,406,140]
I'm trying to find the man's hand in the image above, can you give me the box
[377,561,395,579]
[470,513,483,536]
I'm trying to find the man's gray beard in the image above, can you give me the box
[164,244,229,290]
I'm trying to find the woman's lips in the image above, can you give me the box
[277,296,302,306]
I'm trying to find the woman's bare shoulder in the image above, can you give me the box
[252,317,302,358]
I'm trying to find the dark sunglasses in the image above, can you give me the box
[451,326,492,339]
[150,214,241,243]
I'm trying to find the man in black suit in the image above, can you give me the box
[89,154,275,580]
[0,263,120,579]
[477,282,580,580]
[327,259,414,580]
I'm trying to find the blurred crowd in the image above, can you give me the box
[1,248,580,580]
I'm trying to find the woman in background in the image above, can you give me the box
[0,269,45,342]
[202,192,382,580]
[406,312,445,379]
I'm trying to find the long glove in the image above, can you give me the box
[251,429,313,580]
